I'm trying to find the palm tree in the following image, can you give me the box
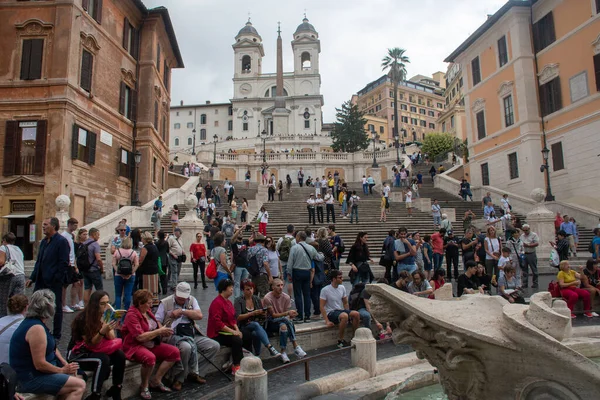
[381,48,410,155]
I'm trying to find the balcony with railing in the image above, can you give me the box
[18,155,36,175]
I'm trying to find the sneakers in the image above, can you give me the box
[268,346,281,357]
[294,346,307,359]
[62,305,74,313]
[231,365,241,376]
[592,312,600,317]
[571,314,577,319]
[71,304,83,311]
[77,300,84,308]
[280,352,291,364]
[292,316,304,324]
[303,317,311,324]
[585,312,595,318]
[222,360,233,371]
[337,339,349,349]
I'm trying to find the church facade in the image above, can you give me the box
[231,18,324,139]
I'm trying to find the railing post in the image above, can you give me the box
[235,356,268,400]
[351,327,377,377]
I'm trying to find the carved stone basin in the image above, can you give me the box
[367,284,600,400]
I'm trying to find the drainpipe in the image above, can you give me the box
[530,2,555,202]
[131,13,147,206]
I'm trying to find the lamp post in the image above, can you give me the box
[401,128,407,154]
[132,150,141,206]
[394,132,401,164]
[371,129,379,168]
[541,146,555,201]
[211,134,218,167]
[191,128,196,155]
[258,120,261,138]
[314,118,317,136]
[261,129,267,163]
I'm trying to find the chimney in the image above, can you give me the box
[206,101,211,104]
[180,100,183,106]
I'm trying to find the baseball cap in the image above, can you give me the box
[174,227,182,233]
[176,282,191,299]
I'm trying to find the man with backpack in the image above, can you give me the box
[277,225,296,298]
[78,227,104,305]
[328,225,344,271]
[349,191,360,224]
[246,233,272,298]
[222,218,236,250]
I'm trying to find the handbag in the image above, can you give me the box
[0,245,17,277]
[175,322,195,337]
[206,258,218,279]
[177,254,187,263]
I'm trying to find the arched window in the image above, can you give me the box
[241,55,251,73]
[264,86,289,97]
[301,52,311,70]
[174,137,180,146]
[200,114,207,124]
[200,129,206,140]
[187,137,192,145]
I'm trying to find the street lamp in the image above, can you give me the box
[401,128,407,154]
[132,150,141,206]
[191,128,196,155]
[258,120,261,138]
[211,134,218,167]
[261,129,267,163]
[393,131,401,165]
[540,146,555,201]
[371,128,379,168]
[314,118,317,136]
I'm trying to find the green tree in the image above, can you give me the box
[422,133,455,161]
[330,101,369,153]
[381,48,410,142]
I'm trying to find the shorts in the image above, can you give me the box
[18,372,70,396]
[327,309,352,325]
[405,202,412,209]
[82,269,104,291]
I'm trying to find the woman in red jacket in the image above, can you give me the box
[207,279,244,375]
[121,289,180,399]
[190,232,208,289]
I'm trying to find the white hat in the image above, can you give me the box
[175,282,191,299]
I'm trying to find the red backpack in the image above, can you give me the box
[206,259,217,279]
[548,281,561,298]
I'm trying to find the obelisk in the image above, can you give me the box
[272,22,290,136]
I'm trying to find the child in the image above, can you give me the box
[380,193,387,222]
[497,247,513,281]
[422,235,434,280]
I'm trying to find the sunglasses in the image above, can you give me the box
[119,230,126,232]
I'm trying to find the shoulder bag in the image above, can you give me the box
[0,246,17,277]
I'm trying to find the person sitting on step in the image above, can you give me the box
[320,270,360,348]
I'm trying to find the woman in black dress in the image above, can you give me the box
[138,231,160,306]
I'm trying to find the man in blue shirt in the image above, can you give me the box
[483,201,495,219]
[395,227,417,275]
[559,215,578,258]
[26,217,70,340]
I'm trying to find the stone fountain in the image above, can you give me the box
[368,284,600,400]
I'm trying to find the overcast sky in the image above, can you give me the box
[143,0,507,121]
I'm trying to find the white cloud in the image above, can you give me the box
[143,0,507,120]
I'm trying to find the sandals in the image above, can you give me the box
[139,388,151,400]
[149,382,172,393]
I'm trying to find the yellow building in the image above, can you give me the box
[445,0,600,208]
[355,73,446,145]
[437,63,467,142]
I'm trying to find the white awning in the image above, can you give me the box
[2,213,34,219]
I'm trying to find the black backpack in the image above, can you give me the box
[589,240,596,254]
[349,283,366,311]
[0,363,17,400]
[116,249,134,275]
[246,253,261,277]
[75,242,92,272]
[233,244,249,268]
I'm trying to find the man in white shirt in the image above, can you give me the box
[168,228,185,290]
[383,183,391,211]
[277,225,297,298]
[155,282,220,388]
[320,270,359,348]
[306,194,316,225]
[61,218,83,312]
[432,199,442,227]
[315,193,324,224]
[361,175,368,195]
[324,189,336,223]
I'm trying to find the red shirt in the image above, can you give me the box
[207,294,237,338]
[431,233,444,255]
[190,242,206,260]
[429,279,445,299]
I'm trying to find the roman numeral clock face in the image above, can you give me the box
[240,84,252,95]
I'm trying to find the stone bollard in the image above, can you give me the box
[55,195,71,234]
[235,356,268,400]
[351,327,377,377]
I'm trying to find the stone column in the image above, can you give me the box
[525,188,555,258]
[351,327,377,377]
[235,356,267,400]
[55,195,71,234]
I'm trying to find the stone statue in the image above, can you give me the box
[55,194,71,233]
[368,284,600,400]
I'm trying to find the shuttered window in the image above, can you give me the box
[119,82,137,120]
[551,142,565,171]
[476,111,486,140]
[532,12,555,53]
[508,152,519,179]
[82,0,103,24]
[471,56,481,86]
[162,116,167,141]
[118,148,134,179]
[80,50,93,92]
[593,54,600,92]
[122,18,138,59]
[498,35,508,67]
[481,163,490,186]
[156,44,161,72]
[539,77,562,117]
[154,101,159,129]
[503,95,514,127]
[163,61,169,89]
[20,39,44,80]
[71,124,97,165]
[3,120,47,176]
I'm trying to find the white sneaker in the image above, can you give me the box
[62,305,74,313]
[294,346,307,359]
[592,312,599,317]
[77,300,84,308]
[280,352,291,364]
[71,304,82,311]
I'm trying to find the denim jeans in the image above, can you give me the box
[241,321,270,356]
[342,201,348,215]
[168,255,182,289]
[350,206,359,223]
[357,308,371,328]
[362,183,368,194]
[352,273,370,286]
[266,318,297,350]
[310,283,322,316]
[292,269,311,319]
[432,253,444,270]
[114,275,136,310]
[397,263,417,276]
[234,267,249,299]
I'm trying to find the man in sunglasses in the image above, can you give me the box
[110,224,128,254]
